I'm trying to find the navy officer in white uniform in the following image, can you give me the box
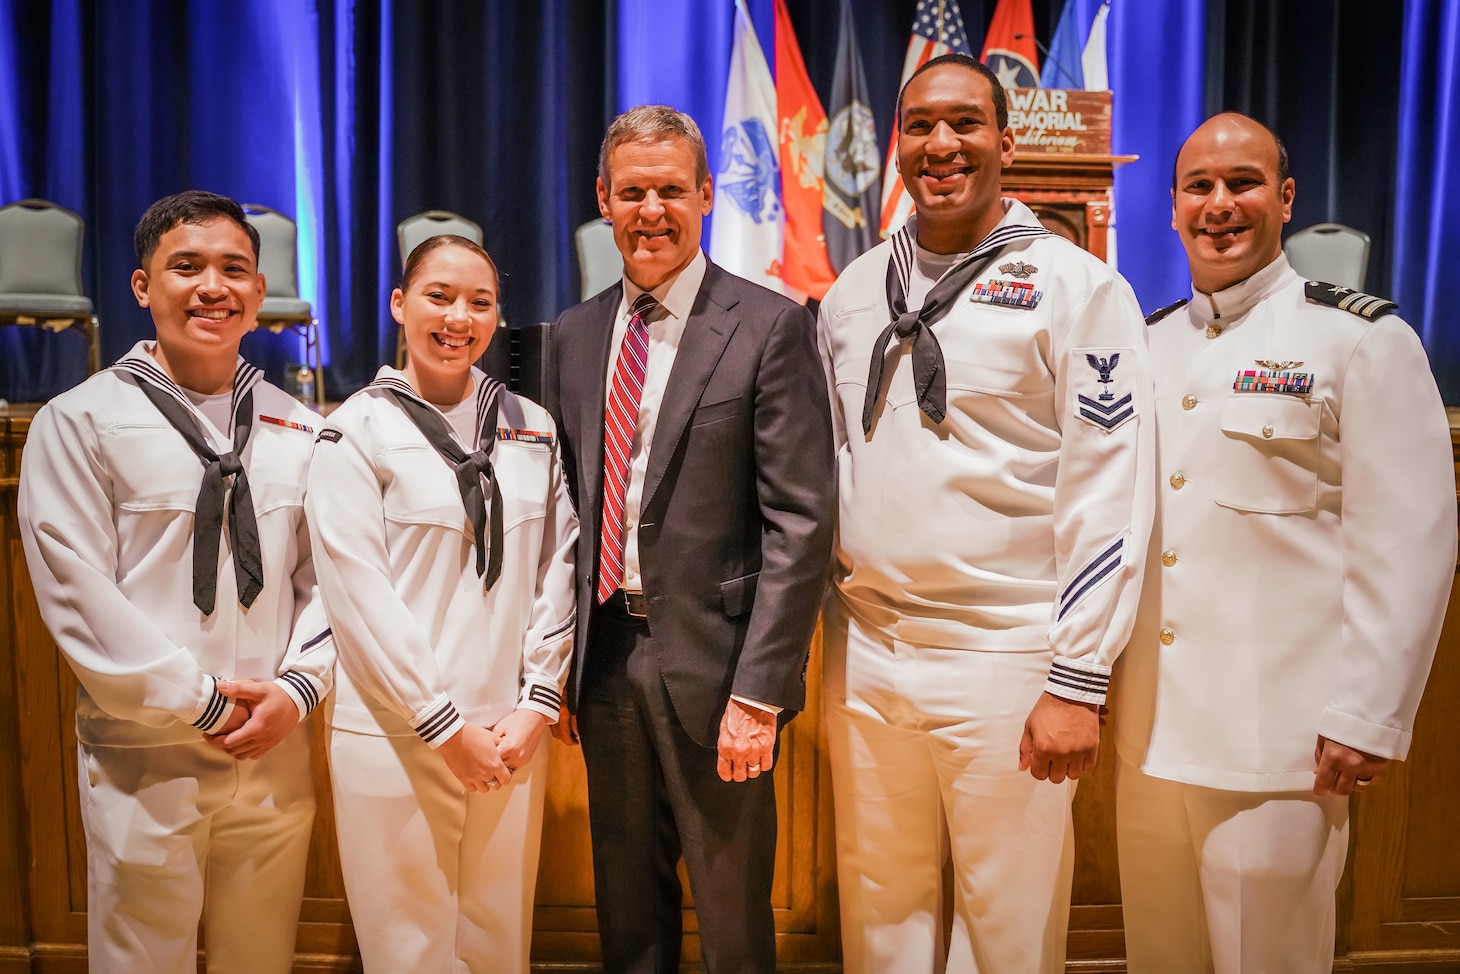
[1113,112,1455,974]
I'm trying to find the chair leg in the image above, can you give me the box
[87,315,101,374]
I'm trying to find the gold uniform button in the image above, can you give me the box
[1169,472,1186,489]
[1206,324,1223,339]
[1262,424,1274,438]
[1161,550,1177,567]
[1159,628,1176,645]
[1181,395,1198,410]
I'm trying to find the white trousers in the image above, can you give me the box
[77,727,315,974]
[823,601,1075,974]
[329,726,548,974]
[1116,760,1349,974]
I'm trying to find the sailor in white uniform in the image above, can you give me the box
[306,235,577,973]
[816,56,1154,973]
[1113,112,1455,974]
[18,191,333,973]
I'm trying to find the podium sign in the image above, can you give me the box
[1006,88,1112,155]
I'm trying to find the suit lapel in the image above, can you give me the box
[641,263,741,515]
[578,286,622,535]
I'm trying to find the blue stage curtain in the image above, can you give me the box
[0,1,616,402]
[1204,0,1403,303]
[1395,0,1460,402]
[312,0,615,393]
[1107,0,1209,312]
[0,2,322,401]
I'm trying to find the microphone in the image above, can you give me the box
[1013,32,1081,88]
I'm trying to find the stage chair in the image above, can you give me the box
[1284,222,1370,291]
[242,204,324,404]
[575,218,622,300]
[395,210,484,368]
[0,198,101,375]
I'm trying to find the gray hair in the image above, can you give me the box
[598,105,710,191]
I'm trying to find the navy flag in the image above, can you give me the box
[822,0,880,272]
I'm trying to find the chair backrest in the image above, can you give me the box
[0,199,85,296]
[242,204,301,298]
[1284,222,1370,291]
[397,210,484,269]
[575,219,623,300]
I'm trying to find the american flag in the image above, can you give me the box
[877,0,975,238]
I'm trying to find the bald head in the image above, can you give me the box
[1171,112,1296,293]
[1172,113,1289,192]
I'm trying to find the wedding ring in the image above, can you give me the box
[1353,777,1372,790]
[747,765,761,773]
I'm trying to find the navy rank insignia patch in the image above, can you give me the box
[1304,281,1397,320]
[997,260,1037,279]
[1076,350,1136,432]
[316,428,343,444]
[970,279,1042,309]
[497,428,554,444]
[1233,369,1314,395]
[1144,298,1189,326]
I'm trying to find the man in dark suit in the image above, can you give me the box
[545,104,835,974]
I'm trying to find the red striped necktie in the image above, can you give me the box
[597,292,659,604]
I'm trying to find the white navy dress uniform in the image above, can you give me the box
[1113,253,1456,973]
[18,340,335,974]
[816,198,1155,973]
[306,365,577,973]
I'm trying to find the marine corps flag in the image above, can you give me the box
[981,0,1040,89]
[774,0,837,300]
[710,0,785,295]
[822,0,880,272]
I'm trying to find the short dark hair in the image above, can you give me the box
[133,191,261,270]
[400,234,500,292]
[598,104,711,192]
[1170,113,1292,192]
[897,53,1009,131]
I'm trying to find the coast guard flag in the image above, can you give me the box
[822,0,880,272]
[982,0,1040,89]
[775,0,837,300]
[710,0,785,294]
[877,0,973,238]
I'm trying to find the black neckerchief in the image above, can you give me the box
[863,218,1052,434]
[373,373,505,590]
[113,355,265,615]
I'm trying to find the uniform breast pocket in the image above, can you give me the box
[104,425,201,513]
[1214,395,1321,514]
[379,445,469,532]
[493,441,552,531]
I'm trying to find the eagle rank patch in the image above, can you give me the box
[1076,350,1137,433]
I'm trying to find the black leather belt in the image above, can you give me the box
[603,589,649,618]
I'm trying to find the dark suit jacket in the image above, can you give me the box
[545,259,835,747]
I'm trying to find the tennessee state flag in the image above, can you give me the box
[981,0,1040,89]
[774,0,836,300]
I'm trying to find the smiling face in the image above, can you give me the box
[130,216,265,393]
[896,62,1015,254]
[394,241,499,406]
[597,136,713,291]
[1172,113,1295,294]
